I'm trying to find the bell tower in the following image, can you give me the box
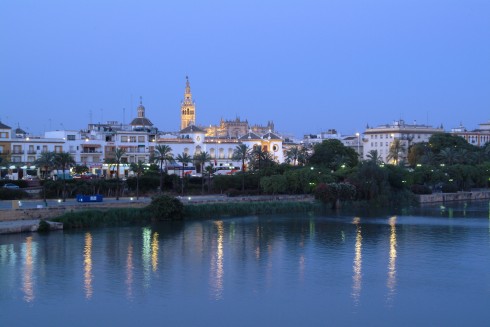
[180,76,196,130]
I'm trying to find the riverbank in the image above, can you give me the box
[0,195,317,234]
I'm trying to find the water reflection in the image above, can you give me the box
[210,221,224,300]
[386,216,397,305]
[22,236,35,303]
[352,217,362,305]
[126,242,134,300]
[151,232,159,272]
[142,228,151,288]
[84,233,93,299]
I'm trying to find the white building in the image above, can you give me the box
[363,119,444,163]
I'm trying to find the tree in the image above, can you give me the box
[193,151,211,194]
[153,144,173,194]
[233,144,250,191]
[387,139,405,165]
[285,146,301,166]
[34,151,56,203]
[114,148,127,200]
[130,161,145,199]
[53,152,75,202]
[439,147,458,166]
[309,139,358,169]
[366,150,382,165]
[249,146,276,171]
[176,152,192,195]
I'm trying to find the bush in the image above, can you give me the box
[410,184,432,195]
[145,195,184,220]
[0,188,30,200]
[441,183,458,193]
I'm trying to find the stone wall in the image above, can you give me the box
[417,191,490,204]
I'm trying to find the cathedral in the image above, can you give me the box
[180,77,276,138]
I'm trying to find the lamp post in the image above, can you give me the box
[355,133,360,159]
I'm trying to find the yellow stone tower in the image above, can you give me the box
[180,76,196,130]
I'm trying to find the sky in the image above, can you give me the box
[1,0,489,139]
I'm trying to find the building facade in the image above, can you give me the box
[363,119,444,164]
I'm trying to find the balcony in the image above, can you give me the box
[12,150,24,154]
[81,150,103,154]
[27,150,37,154]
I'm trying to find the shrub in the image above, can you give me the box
[145,195,184,220]
[0,189,30,200]
[441,183,458,193]
[410,184,432,195]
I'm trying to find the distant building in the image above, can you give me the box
[450,121,490,147]
[363,119,444,164]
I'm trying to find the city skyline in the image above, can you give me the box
[1,1,489,138]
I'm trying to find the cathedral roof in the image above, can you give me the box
[130,117,153,126]
[180,124,205,133]
[262,132,281,140]
[239,131,261,140]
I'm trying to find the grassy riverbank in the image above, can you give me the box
[51,197,323,229]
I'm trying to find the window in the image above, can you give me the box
[129,136,136,143]
[138,136,145,142]
[0,132,8,138]
[121,136,128,142]
[67,135,76,140]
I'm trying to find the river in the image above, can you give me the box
[1,201,490,326]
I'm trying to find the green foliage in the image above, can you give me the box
[53,208,150,229]
[0,188,30,200]
[314,182,356,205]
[38,220,51,232]
[410,184,432,195]
[146,195,184,220]
[73,165,89,174]
[260,175,288,194]
[309,139,359,169]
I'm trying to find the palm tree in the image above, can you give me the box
[176,152,192,195]
[130,161,145,200]
[114,148,127,200]
[298,146,310,166]
[285,146,300,166]
[153,144,173,194]
[53,152,75,202]
[439,147,457,166]
[34,151,56,204]
[193,151,211,194]
[387,139,405,165]
[366,150,382,165]
[233,144,250,191]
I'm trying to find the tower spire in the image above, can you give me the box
[181,76,196,130]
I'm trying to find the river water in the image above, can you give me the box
[1,201,490,326]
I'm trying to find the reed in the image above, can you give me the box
[183,201,322,219]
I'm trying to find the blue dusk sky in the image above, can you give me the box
[1,0,489,139]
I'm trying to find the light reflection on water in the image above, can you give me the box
[1,200,490,326]
[351,217,362,305]
[83,233,93,299]
[386,216,397,306]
